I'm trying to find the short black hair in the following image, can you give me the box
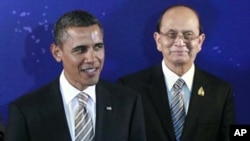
[156,4,203,35]
[53,10,103,46]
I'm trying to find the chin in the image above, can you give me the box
[87,78,100,86]
[174,60,188,65]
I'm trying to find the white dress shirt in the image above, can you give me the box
[161,60,195,114]
[59,70,96,141]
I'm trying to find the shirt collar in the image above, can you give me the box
[59,70,96,105]
[161,60,195,91]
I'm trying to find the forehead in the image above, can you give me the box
[160,7,200,33]
[64,25,103,43]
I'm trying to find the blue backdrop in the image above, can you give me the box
[1,0,250,124]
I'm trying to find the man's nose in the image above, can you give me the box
[85,50,95,63]
[174,35,186,46]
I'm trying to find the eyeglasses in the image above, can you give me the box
[159,31,200,43]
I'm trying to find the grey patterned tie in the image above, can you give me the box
[75,92,94,141]
[171,79,185,141]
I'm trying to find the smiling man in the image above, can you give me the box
[5,10,146,141]
[118,5,235,141]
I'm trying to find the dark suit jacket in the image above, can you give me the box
[118,64,235,141]
[0,114,4,141]
[5,78,146,141]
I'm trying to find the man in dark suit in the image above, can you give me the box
[118,5,235,141]
[5,10,146,141]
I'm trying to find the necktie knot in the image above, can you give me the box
[174,78,185,90]
[77,92,88,107]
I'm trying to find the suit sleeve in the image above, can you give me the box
[5,102,30,141]
[129,93,147,141]
[219,86,235,141]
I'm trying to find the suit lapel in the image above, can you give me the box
[95,80,113,141]
[39,79,71,141]
[148,65,175,140]
[181,68,208,140]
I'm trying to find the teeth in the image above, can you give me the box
[85,68,96,73]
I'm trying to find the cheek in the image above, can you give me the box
[193,44,201,53]
[161,47,172,57]
[158,40,173,52]
[97,50,105,60]
[187,42,200,51]
[63,55,81,67]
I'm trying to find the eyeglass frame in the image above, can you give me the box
[158,30,202,43]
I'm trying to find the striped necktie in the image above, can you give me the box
[75,92,94,141]
[171,79,186,141]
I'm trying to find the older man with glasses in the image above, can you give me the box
[118,4,235,141]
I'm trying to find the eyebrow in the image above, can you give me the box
[71,42,104,52]
[94,42,104,47]
[71,45,88,53]
[166,29,194,33]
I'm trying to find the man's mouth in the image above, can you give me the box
[172,50,189,53]
[83,68,97,73]
[81,67,99,77]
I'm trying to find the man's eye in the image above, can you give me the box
[94,44,104,50]
[184,32,194,39]
[167,32,177,39]
[72,46,87,53]
[79,48,87,52]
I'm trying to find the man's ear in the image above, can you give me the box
[50,43,62,62]
[197,33,205,51]
[154,32,162,52]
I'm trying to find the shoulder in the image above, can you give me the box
[196,68,232,89]
[98,79,141,98]
[118,64,161,83]
[198,69,231,84]
[11,78,59,107]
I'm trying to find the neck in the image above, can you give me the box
[165,62,192,77]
